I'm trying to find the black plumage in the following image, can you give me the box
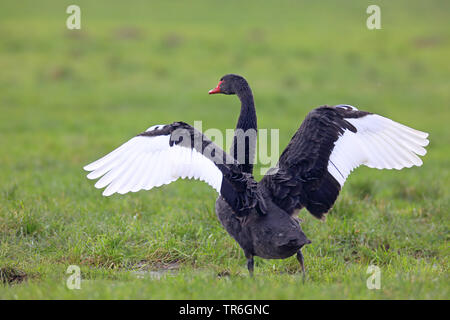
[85,75,428,276]
[261,106,371,219]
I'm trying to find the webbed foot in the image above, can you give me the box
[246,254,254,277]
[296,249,306,282]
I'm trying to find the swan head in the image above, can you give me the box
[209,74,249,95]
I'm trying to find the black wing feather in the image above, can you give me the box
[140,122,258,216]
[260,106,371,219]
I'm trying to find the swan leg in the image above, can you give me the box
[246,254,254,276]
[296,249,306,282]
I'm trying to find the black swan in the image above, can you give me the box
[84,74,429,276]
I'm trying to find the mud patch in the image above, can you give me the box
[131,260,180,280]
[162,33,184,49]
[114,27,142,40]
[0,267,27,285]
[413,36,443,48]
[217,270,231,278]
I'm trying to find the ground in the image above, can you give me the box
[0,0,448,299]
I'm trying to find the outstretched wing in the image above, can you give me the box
[84,122,258,217]
[84,122,237,196]
[261,105,429,219]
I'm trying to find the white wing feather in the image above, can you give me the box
[84,126,223,196]
[328,114,429,186]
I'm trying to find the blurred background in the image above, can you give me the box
[0,0,448,299]
[1,1,449,163]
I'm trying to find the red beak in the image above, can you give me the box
[209,80,223,94]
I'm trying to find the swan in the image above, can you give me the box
[84,74,429,276]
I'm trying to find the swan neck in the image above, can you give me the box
[236,86,256,131]
[230,84,257,174]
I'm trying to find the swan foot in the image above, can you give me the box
[246,254,254,277]
[296,249,306,282]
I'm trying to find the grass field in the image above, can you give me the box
[0,0,449,299]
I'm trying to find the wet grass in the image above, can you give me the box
[0,0,449,299]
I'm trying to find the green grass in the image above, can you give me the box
[0,0,449,299]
